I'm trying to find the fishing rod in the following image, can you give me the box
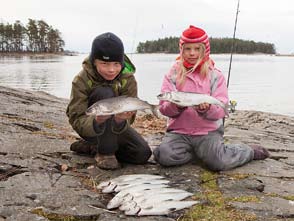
[130,15,139,58]
[224,0,240,125]
[227,0,240,88]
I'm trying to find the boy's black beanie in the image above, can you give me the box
[90,32,124,66]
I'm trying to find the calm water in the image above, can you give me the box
[0,53,294,117]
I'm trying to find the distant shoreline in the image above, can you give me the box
[0,51,78,57]
[129,52,294,57]
[275,53,294,57]
[1,52,294,57]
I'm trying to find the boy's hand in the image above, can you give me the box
[95,115,111,124]
[114,111,136,124]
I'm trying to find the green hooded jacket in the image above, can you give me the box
[66,54,137,137]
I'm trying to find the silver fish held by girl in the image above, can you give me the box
[157,91,228,113]
[86,95,159,117]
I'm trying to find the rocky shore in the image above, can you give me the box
[0,85,293,221]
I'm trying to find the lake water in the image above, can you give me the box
[0,53,294,117]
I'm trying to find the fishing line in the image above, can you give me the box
[224,0,240,124]
[227,0,240,88]
[130,15,139,57]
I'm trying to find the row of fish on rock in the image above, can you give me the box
[96,174,199,216]
[86,91,229,117]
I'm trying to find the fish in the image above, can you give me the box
[99,173,199,216]
[157,91,227,112]
[97,174,165,190]
[124,200,199,216]
[86,95,159,117]
[101,179,170,193]
[119,191,193,211]
[107,186,188,209]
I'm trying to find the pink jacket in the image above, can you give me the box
[159,62,229,135]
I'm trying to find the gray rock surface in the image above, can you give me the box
[0,85,293,220]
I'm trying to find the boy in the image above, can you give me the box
[66,32,151,170]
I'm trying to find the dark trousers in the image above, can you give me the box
[83,87,151,164]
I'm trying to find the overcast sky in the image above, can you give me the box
[1,0,294,54]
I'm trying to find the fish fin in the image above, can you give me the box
[168,207,177,212]
[151,104,160,118]
[173,99,181,103]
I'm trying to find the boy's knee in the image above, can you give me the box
[136,147,152,164]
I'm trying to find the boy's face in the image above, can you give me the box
[94,59,122,80]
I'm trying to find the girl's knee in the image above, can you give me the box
[202,155,228,171]
[153,146,174,166]
[153,146,191,167]
[204,155,239,171]
[205,161,226,171]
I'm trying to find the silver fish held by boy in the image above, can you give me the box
[157,91,227,112]
[86,96,159,117]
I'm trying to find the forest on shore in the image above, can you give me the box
[1,19,276,55]
[0,19,64,53]
[136,37,276,54]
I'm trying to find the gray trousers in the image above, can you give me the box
[153,126,254,171]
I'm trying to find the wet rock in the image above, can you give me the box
[1,85,294,220]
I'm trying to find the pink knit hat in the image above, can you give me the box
[179,25,210,57]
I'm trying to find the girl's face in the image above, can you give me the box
[94,59,122,80]
[182,43,204,64]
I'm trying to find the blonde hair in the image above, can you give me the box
[177,43,212,86]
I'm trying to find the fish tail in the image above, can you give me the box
[224,103,230,116]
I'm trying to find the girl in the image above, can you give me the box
[153,25,269,171]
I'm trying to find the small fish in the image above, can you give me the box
[97,174,165,189]
[102,179,170,193]
[157,91,227,112]
[124,200,199,216]
[86,96,159,117]
[107,186,187,209]
[119,191,193,211]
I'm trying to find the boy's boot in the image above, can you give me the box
[70,139,96,155]
[94,153,120,170]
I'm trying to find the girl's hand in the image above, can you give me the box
[194,103,210,112]
[114,111,136,124]
[95,115,111,124]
